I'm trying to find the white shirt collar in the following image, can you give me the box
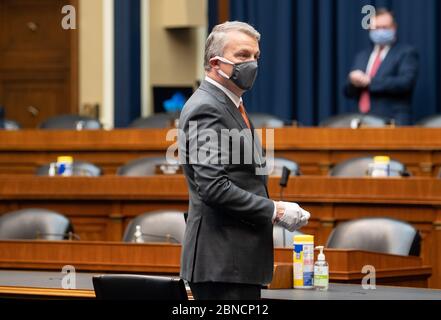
[205,76,242,108]
[366,45,391,74]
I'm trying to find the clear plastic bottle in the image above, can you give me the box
[314,246,329,291]
[56,156,73,177]
[368,156,391,177]
[48,163,57,176]
[133,225,144,243]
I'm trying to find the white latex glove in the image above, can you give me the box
[275,202,310,232]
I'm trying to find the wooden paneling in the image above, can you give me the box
[1,77,69,128]
[218,0,229,23]
[0,175,440,288]
[0,241,431,290]
[0,0,78,128]
[1,128,441,175]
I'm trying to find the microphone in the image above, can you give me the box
[35,231,80,241]
[279,166,291,248]
[279,166,291,188]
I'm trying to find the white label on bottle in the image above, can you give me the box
[314,266,329,286]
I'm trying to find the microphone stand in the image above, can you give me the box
[279,166,291,248]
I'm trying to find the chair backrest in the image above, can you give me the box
[38,114,102,130]
[36,161,102,176]
[92,274,188,300]
[326,217,421,256]
[0,208,74,240]
[122,210,186,243]
[273,225,303,248]
[129,113,177,128]
[329,156,409,177]
[416,114,441,128]
[117,156,179,176]
[248,113,285,128]
[0,119,21,130]
[270,158,301,176]
[320,113,389,128]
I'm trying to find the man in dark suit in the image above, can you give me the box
[345,9,419,125]
[178,21,310,300]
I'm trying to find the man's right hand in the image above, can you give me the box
[349,70,371,88]
[274,201,310,232]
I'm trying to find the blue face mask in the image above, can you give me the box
[369,29,396,46]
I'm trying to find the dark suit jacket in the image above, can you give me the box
[178,80,275,285]
[344,43,419,124]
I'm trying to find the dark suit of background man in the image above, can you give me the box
[178,21,310,300]
[345,9,419,126]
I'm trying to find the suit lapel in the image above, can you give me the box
[200,81,249,131]
[199,80,266,177]
[374,45,397,78]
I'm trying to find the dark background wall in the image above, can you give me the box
[219,0,441,126]
[115,0,441,127]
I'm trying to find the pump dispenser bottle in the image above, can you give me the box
[314,246,329,291]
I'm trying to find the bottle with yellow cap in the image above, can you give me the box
[56,156,73,176]
[367,156,391,177]
[293,234,314,289]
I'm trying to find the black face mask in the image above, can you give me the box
[216,57,259,91]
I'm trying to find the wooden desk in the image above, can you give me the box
[1,128,441,176]
[0,241,431,299]
[262,284,441,300]
[0,175,440,288]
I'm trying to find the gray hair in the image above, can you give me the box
[204,21,261,71]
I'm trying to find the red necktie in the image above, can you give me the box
[359,48,384,113]
[239,102,251,129]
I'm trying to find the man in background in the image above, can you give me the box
[345,8,419,125]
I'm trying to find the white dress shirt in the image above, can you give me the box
[205,76,242,109]
[366,45,391,75]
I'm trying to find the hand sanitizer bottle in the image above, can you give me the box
[134,225,144,243]
[314,246,329,291]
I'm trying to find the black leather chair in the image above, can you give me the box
[0,208,74,240]
[416,114,441,128]
[36,161,102,176]
[122,210,186,243]
[320,113,390,128]
[38,114,102,130]
[92,274,188,300]
[329,156,410,177]
[116,156,179,176]
[129,113,178,128]
[0,119,21,130]
[270,158,301,176]
[326,217,421,256]
[248,113,285,128]
[273,225,303,248]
